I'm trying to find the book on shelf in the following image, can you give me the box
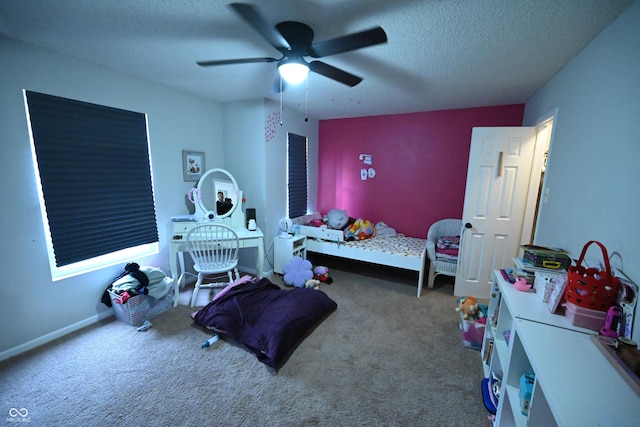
[491,304,500,329]
[483,339,494,363]
[513,257,568,275]
[500,268,516,283]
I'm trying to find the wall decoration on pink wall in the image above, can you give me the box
[360,168,376,180]
[359,154,372,165]
[359,154,375,180]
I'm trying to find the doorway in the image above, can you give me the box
[522,113,555,245]
[453,113,556,298]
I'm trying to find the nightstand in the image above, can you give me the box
[274,235,307,274]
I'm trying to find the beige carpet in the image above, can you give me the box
[0,263,490,426]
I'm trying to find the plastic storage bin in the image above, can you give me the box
[564,301,607,331]
[109,291,173,326]
[459,314,486,350]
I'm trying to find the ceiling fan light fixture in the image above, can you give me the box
[278,60,309,84]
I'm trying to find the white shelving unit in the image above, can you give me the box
[274,235,307,274]
[482,271,639,425]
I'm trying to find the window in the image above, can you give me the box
[287,133,308,219]
[24,90,159,280]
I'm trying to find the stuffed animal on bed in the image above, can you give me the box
[283,256,313,288]
[344,218,375,241]
[326,209,349,230]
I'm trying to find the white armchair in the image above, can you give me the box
[426,219,463,288]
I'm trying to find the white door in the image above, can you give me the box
[454,127,537,298]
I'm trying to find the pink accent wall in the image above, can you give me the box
[318,104,525,238]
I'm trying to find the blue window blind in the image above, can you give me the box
[287,133,308,218]
[25,91,159,267]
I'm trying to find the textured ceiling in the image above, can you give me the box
[0,0,634,120]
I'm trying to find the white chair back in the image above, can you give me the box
[186,224,239,274]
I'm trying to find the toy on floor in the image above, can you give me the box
[136,320,152,332]
[305,279,321,289]
[314,266,333,284]
[456,296,486,321]
[283,256,313,288]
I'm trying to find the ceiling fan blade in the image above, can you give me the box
[229,3,290,50]
[309,61,363,87]
[197,57,278,67]
[308,27,387,58]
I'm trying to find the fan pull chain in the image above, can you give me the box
[279,76,283,126]
[304,77,309,122]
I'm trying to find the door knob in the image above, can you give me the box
[465,222,472,229]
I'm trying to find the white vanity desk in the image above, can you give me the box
[170,167,265,306]
[169,223,264,306]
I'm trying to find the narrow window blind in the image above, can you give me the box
[287,133,308,219]
[25,91,159,268]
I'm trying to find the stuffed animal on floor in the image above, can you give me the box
[456,296,485,320]
[305,279,321,289]
[283,256,313,288]
[314,266,333,284]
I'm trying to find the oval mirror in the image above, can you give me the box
[195,168,239,220]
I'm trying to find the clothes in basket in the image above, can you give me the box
[106,263,174,326]
[109,290,173,326]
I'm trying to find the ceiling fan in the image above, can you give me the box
[197,2,388,87]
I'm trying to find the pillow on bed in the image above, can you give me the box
[326,208,349,229]
[192,277,337,370]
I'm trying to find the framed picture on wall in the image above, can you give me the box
[182,150,205,182]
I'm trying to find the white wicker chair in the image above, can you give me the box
[426,219,463,287]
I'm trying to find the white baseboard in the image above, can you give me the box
[0,309,114,362]
[2,267,275,362]
[238,263,257,276]
[239,265,274,278]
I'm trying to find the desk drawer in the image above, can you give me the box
[172,222,198,235]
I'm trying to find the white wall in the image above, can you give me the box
[0,37,224,359]
[262,99,319,257]
[222,98,319,272]
[0,36,319,359]
[524,2,640,341]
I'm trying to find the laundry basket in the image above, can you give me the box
[109,290,173,326]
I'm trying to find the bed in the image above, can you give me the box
[192,276,337,370]
[295,214,429,298]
